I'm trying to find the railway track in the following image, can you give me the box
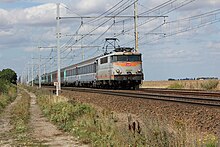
[61,87,220,107]
[140,88,220,98]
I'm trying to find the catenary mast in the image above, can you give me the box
[134,0,139,52]
[57,3,61,92]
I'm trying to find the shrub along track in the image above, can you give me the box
[58,87,220,139]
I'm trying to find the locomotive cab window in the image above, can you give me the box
[111,55,141,62]
[100,57,108,64]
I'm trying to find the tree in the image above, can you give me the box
[0,68,17,84]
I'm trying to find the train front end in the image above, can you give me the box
[111,48,143,89]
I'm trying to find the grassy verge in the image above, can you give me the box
[0,82,17,113]
[32,88,219,146]
[9,88,43,146]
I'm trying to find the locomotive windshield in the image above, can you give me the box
[111,55,141,62]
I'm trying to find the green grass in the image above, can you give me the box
[11,90,29,134]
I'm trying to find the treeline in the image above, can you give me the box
[0,68,17,93]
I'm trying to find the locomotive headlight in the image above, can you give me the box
[137,69,142,73]
[116,69,120,73]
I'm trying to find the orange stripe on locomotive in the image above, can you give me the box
[113,61,141,67]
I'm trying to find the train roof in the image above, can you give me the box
[64,55,101,70]
[45,47,141,74]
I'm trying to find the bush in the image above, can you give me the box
[200,80,219,90]
[0,79,9,93]
[0,68,17,84]
[168,83,184,89]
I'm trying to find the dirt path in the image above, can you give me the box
[0,93,22,146]
[27,90,88,147]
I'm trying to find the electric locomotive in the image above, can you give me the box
[95,47,143,89]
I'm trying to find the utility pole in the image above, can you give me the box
[21,72,23,84]
[81,34,84,61]
[44,65,46,75]
[27,63,29,85]
[134,0,138,52]
[32,55,34,87]
[57,3,61,92]
[38,47,41,88]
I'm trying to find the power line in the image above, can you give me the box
[116,0,196,46]
[138,8,220,45]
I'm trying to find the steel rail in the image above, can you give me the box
[139,88,220,98]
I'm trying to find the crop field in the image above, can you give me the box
[141,80,220,90]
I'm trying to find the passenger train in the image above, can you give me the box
[34,47,144,89]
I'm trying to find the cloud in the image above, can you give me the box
[0,3,67,27]
[68,0,119,15]
[75,0,106,13]
[12,3,58,26]
[206,41,220,55]
[179,0,220,12]
[0,9,12,29]
[0,29,14,37]
[0,3,68,52]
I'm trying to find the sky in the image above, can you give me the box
[0,0,220,81]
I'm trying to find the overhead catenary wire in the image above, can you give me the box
[138,8,220,45]
[32,0,195,71]
[59,0,137,56]
[84,0,126,24]
[56,0,133,57]
[47,0,195,70]
[117,0,196,46]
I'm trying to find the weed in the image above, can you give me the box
[168,83,184,89]
[201,80,219,90]
[202,134,219,147]
[9,88,43,146]
[0,83,17,112]
[11,90,29,134]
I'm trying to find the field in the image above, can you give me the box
[141,80,220,90]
